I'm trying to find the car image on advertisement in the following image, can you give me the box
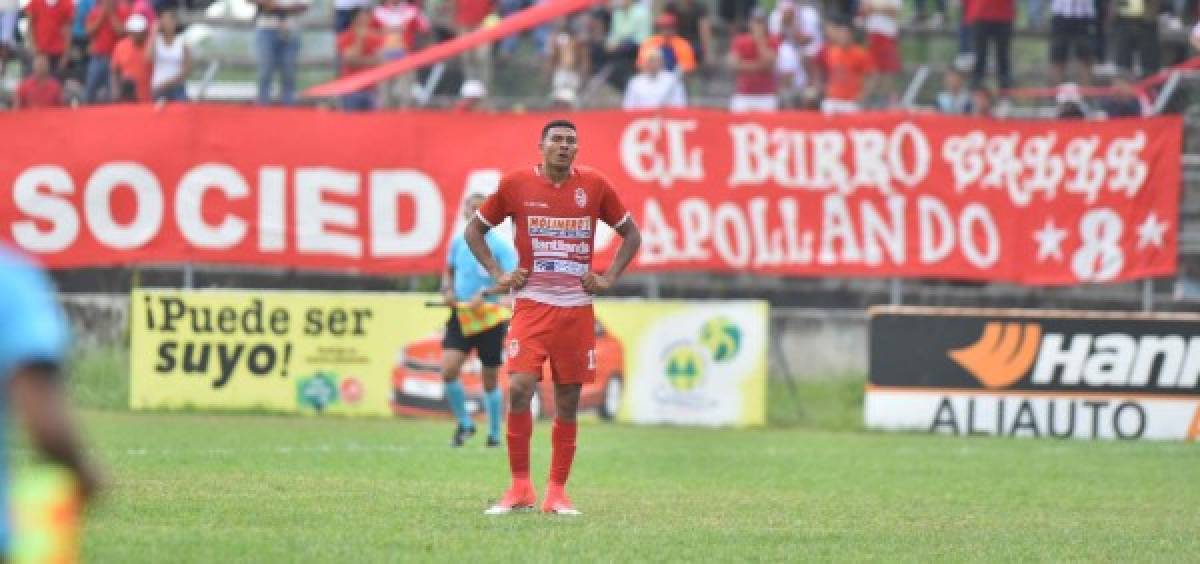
[391,320,625,421]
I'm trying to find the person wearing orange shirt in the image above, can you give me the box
[636,13,697,75]
[814,17,875,114]
[109,13,151,102]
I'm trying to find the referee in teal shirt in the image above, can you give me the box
[441,194,518,447]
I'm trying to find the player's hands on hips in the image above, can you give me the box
[468,293,485,311]
[582,272,614,294]
[441,289,457,308]
[494,268,529,293]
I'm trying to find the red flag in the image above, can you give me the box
[304,0,602,98]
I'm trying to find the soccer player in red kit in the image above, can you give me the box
[466,120,642,516]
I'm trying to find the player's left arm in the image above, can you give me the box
[583,181,641,294]
[583,219,642,294]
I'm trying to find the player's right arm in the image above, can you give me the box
[465,218,526,293]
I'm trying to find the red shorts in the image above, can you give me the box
[868,33,900,74]
[506,299,596,385]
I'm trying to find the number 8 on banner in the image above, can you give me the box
[1072,208,1124,282]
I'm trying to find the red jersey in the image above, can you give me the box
[16,77,63,108]
[478,165,630,307]
[87,3,133,56]
[27,0,74,55]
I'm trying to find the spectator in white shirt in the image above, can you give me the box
[769,0,821,55]
[776,27,812,109]
[623,49,687,110]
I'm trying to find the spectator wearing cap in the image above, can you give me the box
[814,17,875,114]
[966,0,1013,90]
[1112,0,1161,77]
[251,0,311,106]
[110,13,151,102]
[727,12,779,113]
[1055,82,1089,118]
[149,9,192,102]
[26,0,75,77]
[1049,0,1097,85]
[936,68,972,114]
[861,0,902,105]
[83,0,129,103]
[624,49,686,110]
[336,9,383,112]
[606,0,651,87]
[455,78,486,111]
[14,54,64,108]
[637,13,697,76]
[663,0,713,67]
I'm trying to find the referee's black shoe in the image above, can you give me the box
[452,424,476,447]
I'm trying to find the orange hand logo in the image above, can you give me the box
[948,322,1042,389]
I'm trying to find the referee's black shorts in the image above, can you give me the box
[442,313,508,367]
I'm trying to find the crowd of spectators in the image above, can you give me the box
[1,0,1199,114]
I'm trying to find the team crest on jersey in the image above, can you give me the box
[574,187,587,208]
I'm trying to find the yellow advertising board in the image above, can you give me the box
[131,290,767,426]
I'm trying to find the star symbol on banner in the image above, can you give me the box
[1033,218,1069,262]
[1136,212,1168,249]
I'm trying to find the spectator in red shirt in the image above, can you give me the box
[110,13,150,102]
[727,12,778,112]
[84,0,131,103]
[337,9,383,111]
[814,17,875,114]
[14,54,63,109]
[966,0,1013,90]
[26,0,75,77]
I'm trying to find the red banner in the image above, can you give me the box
[0,106,1180,285]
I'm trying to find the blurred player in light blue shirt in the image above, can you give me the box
[0,246,99,554]
[440,194,518,447]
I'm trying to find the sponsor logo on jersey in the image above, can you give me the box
[527,216,591,239]
[532,238,591,255]
[524,201,550,208]
[575,187,587,208]
[533,259,588,277]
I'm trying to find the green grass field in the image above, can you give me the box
[27,349,1200,562]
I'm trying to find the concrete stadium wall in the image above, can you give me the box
[59,295,868,379]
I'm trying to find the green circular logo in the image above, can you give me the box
[699,317,741,362]
[664,344,705,392]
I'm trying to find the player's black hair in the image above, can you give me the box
[540,119,577,141]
